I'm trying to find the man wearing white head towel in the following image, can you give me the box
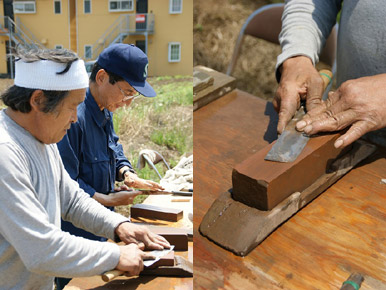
[0,47,169,290]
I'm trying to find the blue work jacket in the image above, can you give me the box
[57,88,134,240]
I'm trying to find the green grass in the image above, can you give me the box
[113,75,193,201]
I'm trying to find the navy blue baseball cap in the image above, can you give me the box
[97,43,156,97]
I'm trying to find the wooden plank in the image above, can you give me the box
[232,132,349,210]
[200,140,376,256]
[130,204,183,222]
[193,66,236,111]
[194,88,386,289]
[193,70,214,94]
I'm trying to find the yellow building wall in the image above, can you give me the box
[0,36,8,75]
[146,0,193,76]
[0,1,6,74]
[15,0,70,49]
[76,0,135,59]
[3,0,192,76]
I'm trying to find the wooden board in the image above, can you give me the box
[130,204,183,222]
[194,88,386,289]
[193,66,236,111]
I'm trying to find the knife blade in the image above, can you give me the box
[101,245,175,282]
[264,69,333,162]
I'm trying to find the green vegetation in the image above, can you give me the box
[113,75,193,184]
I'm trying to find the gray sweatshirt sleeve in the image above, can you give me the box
[0,143,123,278]
[276,0,342,81]
[57,147,129,240]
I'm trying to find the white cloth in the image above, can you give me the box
[160,155,193,192]
[15,59,89,91]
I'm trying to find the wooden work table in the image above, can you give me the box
[194,88,386,289]
[65,215,193,290]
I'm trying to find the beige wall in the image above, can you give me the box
[16,0,70,49]
[147,0,193,76]
[0,36,8,75]
[2,0,192,76]
[76,0,134,59]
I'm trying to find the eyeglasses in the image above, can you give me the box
[116,83,141,102]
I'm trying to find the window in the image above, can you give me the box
[54,0,61,14]
[13,1,36,13]
[84,45,92,59]
[84,0,91,14]
[169,0,182,14]
[55,45,63,50]
[109,0,133,12]
[168,42,181,62]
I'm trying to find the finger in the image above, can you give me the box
[303,109,358,135]
[142,253,157,261]
[305,75,324,112]
[137,242,145,250]
[272,96,280,113]
[334,121,372,148]
[148,233,171,248]
[277,98,298,134]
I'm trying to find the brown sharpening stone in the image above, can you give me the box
[232,132,349,210]
[130,204,183,222]
[200,140,376,256]
[147,226,188,251]
[146,251,175,269]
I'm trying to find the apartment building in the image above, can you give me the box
[0,0,192,77]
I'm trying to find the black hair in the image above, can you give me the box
[0,46,78,113]
[89,62,124,85]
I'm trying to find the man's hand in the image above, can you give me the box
[274,56,325,134]
[115,243,155,276]
[115,222,170,250]
[296,74,386,148]
[93,188,142,207]
[124,171,164,191]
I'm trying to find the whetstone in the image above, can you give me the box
[148,225,193,241]
[130,204,183,222]
[232,132,348,210]
[140,256,193,277]
[147,251,175,269]
[200,140,376,256]
[147,226,188,251]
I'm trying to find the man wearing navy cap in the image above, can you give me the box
[56,43,165,289]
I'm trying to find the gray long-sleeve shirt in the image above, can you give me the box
[277,0,386,85]
[0,110,129,289]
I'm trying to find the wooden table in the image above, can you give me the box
[65,216,193,290]
[194,89,386,289]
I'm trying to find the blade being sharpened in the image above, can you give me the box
[143,245,175,267]
[265,107,309,163]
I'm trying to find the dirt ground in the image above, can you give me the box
[194,0,283,100]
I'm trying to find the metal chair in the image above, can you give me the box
[226,3,338,93]
[137,149,171,179]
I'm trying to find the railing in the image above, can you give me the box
[85,13,154,60]
[0,16,44,49]
[0,16,46,78]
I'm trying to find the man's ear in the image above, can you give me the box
[30,90,45,112]
[95,69,108,85]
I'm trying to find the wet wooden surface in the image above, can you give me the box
[65,217,193,290]
[194,89,386,289]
